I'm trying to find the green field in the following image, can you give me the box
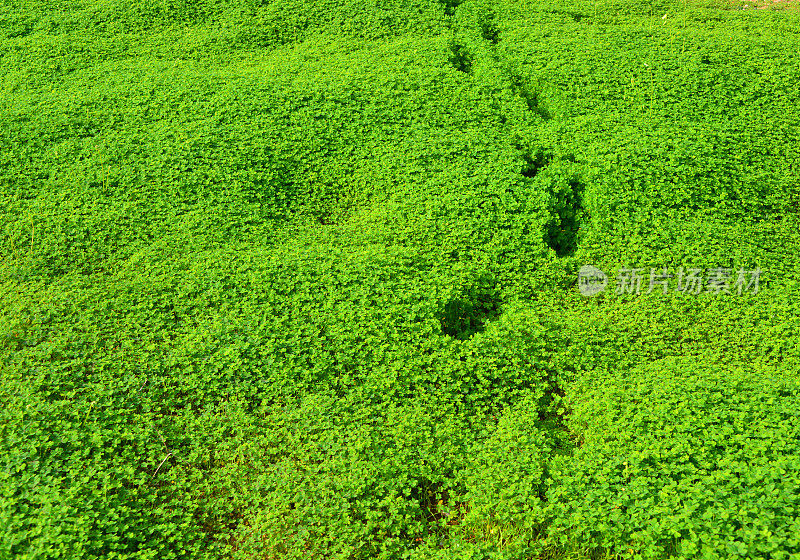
[1,0,799,558]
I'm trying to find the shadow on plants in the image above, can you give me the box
[412,478,466,537]
[544,176,585,257]
[448,41,472,74]
[479,11,499,44]
[438,276,501,340]
[507,73,552,120]
[439,0,464,17]
[520,148,553,179]
[519,87,552,121]
[546,9,586,22]
[316,212,335,225]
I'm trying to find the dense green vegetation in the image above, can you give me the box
[1,0,799,558]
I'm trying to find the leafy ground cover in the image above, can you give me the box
[1,0,799,558]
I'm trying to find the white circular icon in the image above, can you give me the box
[578,265,607,296]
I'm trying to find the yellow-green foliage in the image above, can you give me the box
[1,0,799,558]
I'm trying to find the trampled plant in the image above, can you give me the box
[1,0,799,558]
